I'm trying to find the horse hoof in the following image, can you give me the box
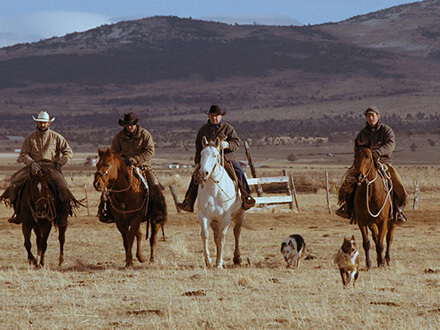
[149,257,155,263]
[233,256,242,265]
[137,254,147,263]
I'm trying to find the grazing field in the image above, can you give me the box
[0,165,439,328]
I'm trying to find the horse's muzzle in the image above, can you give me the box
[93,179,104,192]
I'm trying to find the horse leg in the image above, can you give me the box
[385,220,397,266]
[34,225,44,268]
[233,212,244,265]
[359,224,371,269]
[199,214,211,268]
[22,223,36,266]
[58,223,67,267]
[214,222,229,269]
[39,221,52,267]
[148,223,160,263]
[376,220,387,267]
[161,223,166,242]
[135,225,147,263]
[116,222,132,268]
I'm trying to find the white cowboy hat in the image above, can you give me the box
[32,111,55,123]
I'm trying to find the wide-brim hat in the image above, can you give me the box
[205,105,227,116]
[32,111,55,123]
[118,112,139,126]
[364,106,380,116]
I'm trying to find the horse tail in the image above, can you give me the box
[145,218,150,240]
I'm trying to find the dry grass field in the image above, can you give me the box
[1,161,439,329]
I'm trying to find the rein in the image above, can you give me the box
[28,183,56,222]
[360,161,393,218]
[205,147,237,202]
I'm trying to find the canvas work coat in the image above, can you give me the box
[18,128,73,167]
[195,120,240,164]
[355,121,395,164]
[111,126,155,166]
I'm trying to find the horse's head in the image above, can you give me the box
[354,140,375,184]
[198,136,221,183]
[28,170,54,221]
[93,147,120,192]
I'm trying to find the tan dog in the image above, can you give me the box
[334,235,360,287]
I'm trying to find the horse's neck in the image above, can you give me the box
[206,164,237,196]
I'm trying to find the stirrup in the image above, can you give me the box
[336,204,351,219]
[7,214,21,224]
[394,210,407,223]
[242,196,256,211]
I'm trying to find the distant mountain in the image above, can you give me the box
[0,1,439,147]
[321,0,440,58]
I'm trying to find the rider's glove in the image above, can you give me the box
[124,157,135,166]
[31,162,41,173]
[220,141,229,150]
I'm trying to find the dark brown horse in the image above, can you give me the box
[353,140,396,269]
[93,148,165,267]
[20,170,69,267]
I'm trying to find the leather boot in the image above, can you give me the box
[8,213,21,224]
[177,180,198,213]
[98,199,114,223]
[336,193,353,220]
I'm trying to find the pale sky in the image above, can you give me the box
[0,0,420,47]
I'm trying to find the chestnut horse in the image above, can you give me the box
[353,140,395,269]
[93,148,164,268]
[20,170,69,267]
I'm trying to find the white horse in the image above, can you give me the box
[197,137,245,269]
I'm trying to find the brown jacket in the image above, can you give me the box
[111,126,155,166]
[18,128,73,167]
[355,121,395,164]
[195,120,240,164]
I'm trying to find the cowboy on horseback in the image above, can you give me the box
[177,105,256,213]
[336,106,408,223]
[98,112,166,224]
[1,111,75,225]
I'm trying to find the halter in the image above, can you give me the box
[95,161,134,193]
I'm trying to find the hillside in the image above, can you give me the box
[0,1,439,156]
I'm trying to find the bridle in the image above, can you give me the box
[28,179,56,222]
[95,158,146,214]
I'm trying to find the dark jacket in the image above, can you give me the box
[195,120,240,164]
[111,126,155,166]
[355,121,395,164]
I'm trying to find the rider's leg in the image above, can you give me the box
[387,164,408,222]
[336,166,356,220]
[144,168,167,222]
[177,177,198,213]
[231,161,255,210]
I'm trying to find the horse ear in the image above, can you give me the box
[98,148,104,156]
[214,137,220,148]
[202,136,208,147]
[351,235,355,240]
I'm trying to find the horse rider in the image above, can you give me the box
[336,106,408,223]
[98,112,166,223]
[1,111,75,224]
[177,104,256,213]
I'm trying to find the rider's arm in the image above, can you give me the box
[56,134,73,166]
[375,125,395,158]
[225,125,240,152]
[133,130,155,165]
[17,135,35,166]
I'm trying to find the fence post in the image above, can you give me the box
[325,171,332,214]
[244,141,263,197]
[84,184,90,216]
[413,180,419,211]
[169,185,181,213]
[289,174,300,212]
[283,170,295,212]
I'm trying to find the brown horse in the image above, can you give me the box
[93,148,165,267]
[353,140,396,269]
[20,170,69,267]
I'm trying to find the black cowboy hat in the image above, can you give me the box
[118,112,139,126]
[205,105,227,116]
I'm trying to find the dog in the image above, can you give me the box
[281,234,306,268]
[334,235,360,287]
